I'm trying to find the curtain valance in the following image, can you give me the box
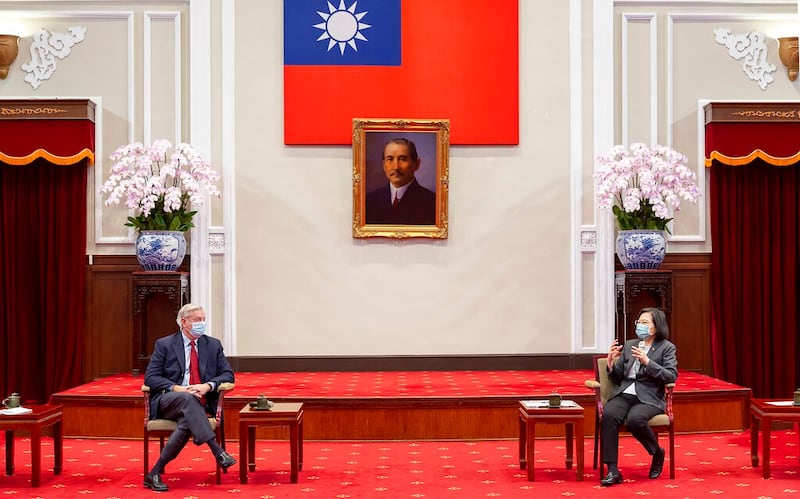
[0,99,95,166]
[704,101,800,167]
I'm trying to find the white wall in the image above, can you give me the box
[231,0,574,356]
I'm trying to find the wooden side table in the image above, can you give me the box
[518,400,584,481]
[0,405,63,487]
[239,402,304,484]
[750,398,800,479]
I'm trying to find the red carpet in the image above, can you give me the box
[54,370,740,399]
[1,430,799,498]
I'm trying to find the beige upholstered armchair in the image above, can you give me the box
[585,356,675,479]
[142,382,234,483]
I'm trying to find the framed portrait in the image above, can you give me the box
[352,118,450,239]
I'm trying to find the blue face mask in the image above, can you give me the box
[635,323,651,340]
[189,321,206,338]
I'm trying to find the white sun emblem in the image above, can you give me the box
[313,0,371,55]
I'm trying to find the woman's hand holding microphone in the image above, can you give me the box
[607,339,622,369]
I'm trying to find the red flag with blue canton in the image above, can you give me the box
[283,0,519,145]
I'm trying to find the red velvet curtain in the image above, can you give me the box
[0,158,87,403]
[709,160,800,398]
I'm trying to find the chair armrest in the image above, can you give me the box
[214,383,234,422]
[142,383,233,422]
[664,383,676,421]
[143,383,233,392]
[141,385,151,422]
[585,379,604,417]
[143,383,234,393]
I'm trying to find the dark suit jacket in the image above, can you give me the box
[365,178,436,225]
[608,338,677,411]
[144,332,234,419]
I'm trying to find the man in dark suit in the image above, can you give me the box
[143,303,236,492]
[365,138,436,225]
[600,307,677,486]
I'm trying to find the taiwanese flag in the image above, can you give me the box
[283,0,519,145]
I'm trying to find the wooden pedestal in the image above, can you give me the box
[615,270,672,345]
[132,271,190,374]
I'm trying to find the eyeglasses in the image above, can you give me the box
[635,320,652,325]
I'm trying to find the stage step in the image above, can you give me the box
[51,371,750,440]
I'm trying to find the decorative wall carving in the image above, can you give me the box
[713,28,775,90]
[209,229,226,254]
[22,26,87,90]
[580,230,597,251]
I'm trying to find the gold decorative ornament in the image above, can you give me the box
[0,35,20,80]
[778,37,799,81]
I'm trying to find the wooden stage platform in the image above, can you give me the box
[50,370,751,441]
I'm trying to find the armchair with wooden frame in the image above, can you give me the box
[585,356,676,479]
[142,382,234,483]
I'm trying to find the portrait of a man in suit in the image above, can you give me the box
[352,119,449,239]
[365,137,437,225]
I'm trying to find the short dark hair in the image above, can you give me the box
[383,137,419,162]
[638,307,669,340]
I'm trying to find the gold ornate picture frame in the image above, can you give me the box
[352,118,449,239]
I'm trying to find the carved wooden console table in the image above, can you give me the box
[132,271,190,374]
[615,270,672,345]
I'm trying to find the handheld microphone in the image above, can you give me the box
[636,340,646,372]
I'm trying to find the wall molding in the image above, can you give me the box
[143,11,182,145]
[621,13,658,147]
[221,0,236,355]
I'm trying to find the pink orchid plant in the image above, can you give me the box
[594,143,701,233]
[100,140,220,231]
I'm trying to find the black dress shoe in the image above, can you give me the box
[600,470,623,486]
[143,473,168,492]
[649,447,665,479]
[217,450,237,470]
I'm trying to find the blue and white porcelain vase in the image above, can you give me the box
[615,230,666,270]
[135,230,187,271]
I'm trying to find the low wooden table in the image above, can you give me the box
[0,404,63,487]
[518,400,584,481]
[750,398,800,479]
[239,402,304,484]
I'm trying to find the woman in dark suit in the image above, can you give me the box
[600,307,678,486]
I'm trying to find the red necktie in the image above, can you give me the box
[189,339,206,405]
[392,194,399,208]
